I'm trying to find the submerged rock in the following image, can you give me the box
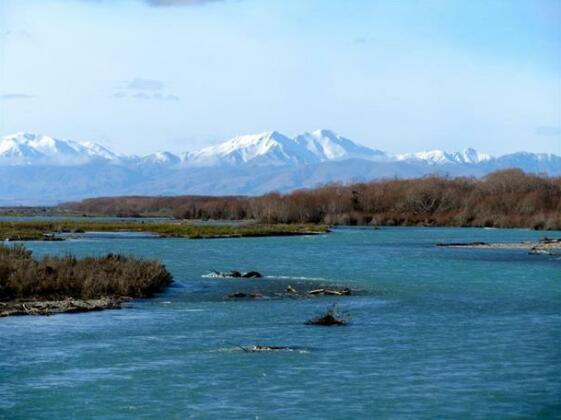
[227,292,264,299]
[435,241,488,247]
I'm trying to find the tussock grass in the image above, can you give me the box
[0,244,172,301]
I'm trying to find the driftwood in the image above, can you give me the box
[306,288,351,296]
[227,285,354,300]
[0,298,123,317]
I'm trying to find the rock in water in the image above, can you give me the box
[240,345,293,352]
[305,304,349,326]
[206,270,262,278]
[226,271,242,278]
[227,292,263,299]
[241,271,263,278]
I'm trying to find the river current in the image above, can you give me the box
[1,226,560,418]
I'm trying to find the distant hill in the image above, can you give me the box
[1,130,560,205]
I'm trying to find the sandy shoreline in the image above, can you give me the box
[436,238,561,252]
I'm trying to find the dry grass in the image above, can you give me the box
[0,244,172,301]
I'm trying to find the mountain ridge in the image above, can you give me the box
[1,130,560,205]
[2,130,557,168]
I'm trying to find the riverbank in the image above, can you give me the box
[0,297,124,317]
[436,237,561,252]
[0,220,329,241]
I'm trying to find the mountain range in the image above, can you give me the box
[1,130,560,205]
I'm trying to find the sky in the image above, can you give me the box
[0,0,560,156]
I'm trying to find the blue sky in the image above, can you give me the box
[0,0,559,155]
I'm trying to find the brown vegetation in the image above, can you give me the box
[61,170,561,230]
[0,244,172,301]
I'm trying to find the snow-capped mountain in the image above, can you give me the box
[184,131,318,167]
[185,129,389,167]
[1,129,560,204]
[2,130,542,169]
[0,132,119,165]
[138,151,181,166]
[397,148,491,165]
[294,129,388,162]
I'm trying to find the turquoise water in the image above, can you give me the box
[1,227,560,419]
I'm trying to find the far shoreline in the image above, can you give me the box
[0,220,329,242]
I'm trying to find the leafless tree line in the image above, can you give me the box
[63,169,561,230]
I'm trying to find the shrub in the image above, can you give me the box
[0,244,172,301]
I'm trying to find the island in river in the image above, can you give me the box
[0,244,172,316]
[0,220,328,241]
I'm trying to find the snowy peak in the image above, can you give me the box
[186,129,386,167]
[139,151,181,166]
[295,129,388,162]
[456,148,491,164]
[2,131,559,175]
[397,148,491,165]
[0,132,119,165]
[185,131,319,167]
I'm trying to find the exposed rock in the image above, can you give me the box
[226,270,242,278]
[286,285,297,294]
[206,270,263,278]
[241,271,263,278]
[305,304,349,326]
[239,345,295,352]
